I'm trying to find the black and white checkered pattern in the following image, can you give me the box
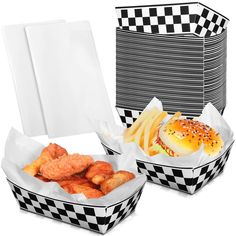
[116,2,228,37]
[101,143,233,194]
[194,3,228,37]
[102,143,121,155]
[116,107,141,127]
[116,3,195,35]
[116,107,224,127]
[8,180,144,234]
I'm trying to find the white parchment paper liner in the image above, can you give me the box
[1,128,146,206]
[95,97,234,169]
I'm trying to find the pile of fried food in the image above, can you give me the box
[23,144,135,199]
[124,107,224,157]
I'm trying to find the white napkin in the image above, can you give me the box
[2,20,65,137]
[1,128,146,206]
[25,21,114,138]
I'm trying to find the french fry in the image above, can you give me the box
[128,107,159,135]
[143,113,160,154]
[133,117,149,146]
[123,107,183,156]
[140,135,144,149]
[134,121,147,146]
[124,111,148,143]
[148,145,159,156]
[124,107,159,143]
[124,111,148,138]
[149,111,168,146]
[124,128,140,143]
[144,111,167,154]
[134,108,158,146]
[170,111,181,121]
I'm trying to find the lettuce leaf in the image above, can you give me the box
[151,143,169,156]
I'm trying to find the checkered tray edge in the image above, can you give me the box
[7,179,144,234]
[116,2,229,37]
[116,106,225,127]
[101,142,233,194]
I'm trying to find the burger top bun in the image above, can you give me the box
[159,119,224,157]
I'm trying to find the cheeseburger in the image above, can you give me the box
[155,119,224,157]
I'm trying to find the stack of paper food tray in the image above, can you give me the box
[115,2,229,127]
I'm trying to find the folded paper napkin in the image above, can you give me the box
[3,20,65,136]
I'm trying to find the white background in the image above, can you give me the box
[0,0,235,235]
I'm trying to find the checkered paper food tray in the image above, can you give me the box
[7,179,144,234]
[116,2,229,37]
[2,129,147,234]
[101,143,233,194]
[94,98,234,194]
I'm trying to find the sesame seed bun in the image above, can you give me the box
[158,119,224,157]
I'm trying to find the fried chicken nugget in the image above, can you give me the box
[62,184,104,198]
[100,170,135,194]
[40,154,94,180]
[82,181,99,189]
[56,175,98,191]
[85,161,114,184]
[56,175,89,187]
[35,174,51,182]
[23,143,68,176]
[91,174,111,185]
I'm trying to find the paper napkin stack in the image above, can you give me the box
[3,20,114,137]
